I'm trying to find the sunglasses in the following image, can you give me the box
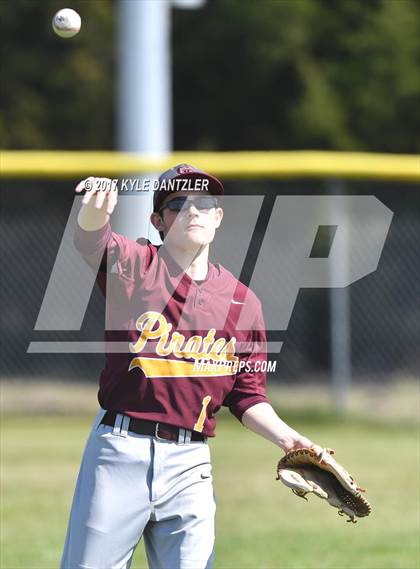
[159,196,219,215]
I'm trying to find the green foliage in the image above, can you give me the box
[173,0,420,152]
[0,0,114,150]
[1,0,419,151]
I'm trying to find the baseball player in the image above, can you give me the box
[60,164,318,569]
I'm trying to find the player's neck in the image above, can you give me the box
[165,242,210,280]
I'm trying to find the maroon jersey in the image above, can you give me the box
[74,222,268,437]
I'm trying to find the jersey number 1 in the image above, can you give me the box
[193,395,211,433]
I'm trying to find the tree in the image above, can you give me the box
[1,0,419,152]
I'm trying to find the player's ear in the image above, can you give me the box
[214,207,223,229]
[150,211,165,232]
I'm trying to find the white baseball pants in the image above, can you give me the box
[60,409,216,569]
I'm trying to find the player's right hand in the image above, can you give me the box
[75,177,118,215]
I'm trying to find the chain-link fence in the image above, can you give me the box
[1,177,418,388]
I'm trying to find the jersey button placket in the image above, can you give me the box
[196,288,204,308]
[192,288,199,309]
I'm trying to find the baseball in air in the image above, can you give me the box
[52,8,81,38]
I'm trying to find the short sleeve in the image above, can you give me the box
[223,301,268,422]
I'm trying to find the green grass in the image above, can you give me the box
[1,412,419,569]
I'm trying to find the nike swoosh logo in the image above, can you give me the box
[231,300,245,305]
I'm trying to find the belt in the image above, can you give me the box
[100,411,206,443]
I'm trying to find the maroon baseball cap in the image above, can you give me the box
[153,164,224,212]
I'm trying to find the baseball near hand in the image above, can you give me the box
[52,8,81,38]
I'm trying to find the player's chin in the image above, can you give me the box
[183,228,210,244]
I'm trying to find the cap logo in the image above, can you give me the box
[178,166,194,174]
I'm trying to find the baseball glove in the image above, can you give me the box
[276,446,371,523]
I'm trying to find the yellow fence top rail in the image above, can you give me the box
[1,150,419,181]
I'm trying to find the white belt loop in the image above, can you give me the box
[178,428,192,445]
[94,408,107,431]
[113,413,125,436]
[120,415,130,437]
[178,428,185,444]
